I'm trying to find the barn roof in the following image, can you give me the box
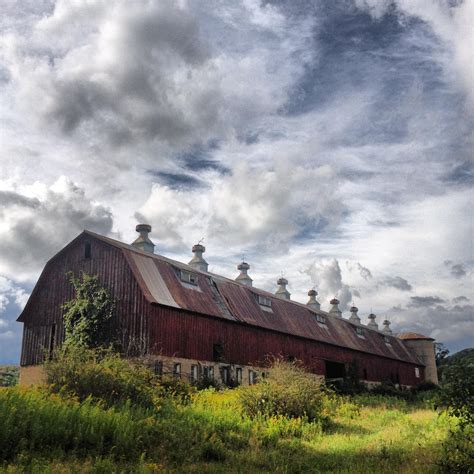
[79,230,422,365]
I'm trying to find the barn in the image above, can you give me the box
[17,225,438,386]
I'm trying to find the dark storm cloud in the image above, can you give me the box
[382,276,412,291]
[408,296,445,308]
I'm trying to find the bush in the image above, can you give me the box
[238,359,332,423]
[44,347,159,409]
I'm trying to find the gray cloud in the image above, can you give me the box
[444,260,467,278]
[0,178,113,278]
[0,191,40,209]
[452,296,469,304]
[408,296,445,308]
[382,276,412,292]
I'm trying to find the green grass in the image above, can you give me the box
[1,387,452,473]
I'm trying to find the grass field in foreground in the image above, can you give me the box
[1,388,451,473]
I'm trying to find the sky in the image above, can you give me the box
[0,0,472,364]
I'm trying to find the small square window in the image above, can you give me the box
[173,362,181,377]
[180,270,198,285]
[221,366,229,384]
[415,367,420,378]
[316,314,326,324]
[203,366,214,380]
[356,327,364,335]
[255,294,272,307]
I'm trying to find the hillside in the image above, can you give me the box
[438,348,474,380]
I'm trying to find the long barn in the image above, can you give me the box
[17,225,438,386]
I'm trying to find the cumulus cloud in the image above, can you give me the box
[138,162,343,252]
[304,259,352,310]
[0,177,113,280]
[1,0,315,154]
[346,261,373,280]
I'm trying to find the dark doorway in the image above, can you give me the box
[325,360,346,379]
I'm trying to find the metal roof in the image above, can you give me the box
[83,230,421,364]
[398,332,435,341]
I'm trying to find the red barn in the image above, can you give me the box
[17,225,437,386]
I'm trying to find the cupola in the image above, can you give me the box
[235,261,253,287]
[132,224,155,254]
[188,243,208,272]
[329,297,342,318]
[275,277,291,300]
[349,305,361,324]
[307,289,321,310]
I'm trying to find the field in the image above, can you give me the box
[0,386,452,473]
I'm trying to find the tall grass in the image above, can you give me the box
[0,387,158,461]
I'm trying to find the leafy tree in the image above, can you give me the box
[62,272,116,349]
[435,342,450,367]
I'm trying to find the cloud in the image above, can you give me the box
[138,162,344,252]
[355,0,474,109]
[408,296,445,308]
[452,295,469,304]
[1,0,315,154]
[304,259,352,310]
[0,177,113,280]
[381,276,412,291]
[444,260,467,279]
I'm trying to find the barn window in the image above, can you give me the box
[220,366,229,385]
[363,368,368,380]
[355,327,364,337]
[84,242,91,259]
[180,270,198,285]
[190,364,198,382]
[154,360,163,377]
[325,360,346,379]
[255,294,272,307]
[415,367,420,378]
[203,366,214,380]
[173,362,181,377]
[384,335,391,344]
[249,370,256,385]
[213,343,225,362]
[316,314,326,324]
[236,367,242,385]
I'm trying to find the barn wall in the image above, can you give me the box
[19,235,151,366]
[148,306,424,386]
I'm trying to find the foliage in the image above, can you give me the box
[438,347,474,381]
[438,362,474,427]
[0,387,159,462]
[435,342,450,367]
[62,272,116,349]
[158,375,194,404]
[44,347,160,409]
[0,366,19,387]
[329,359,367,395]
[439,424,474,473]
[1,386,451,473]
[238,359,333,423]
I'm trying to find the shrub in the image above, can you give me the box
[44,347,159,409]
[238,359,332,423]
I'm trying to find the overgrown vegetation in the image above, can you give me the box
[0,365,19,387]
[62,272,116,349]
[1,349,465,473]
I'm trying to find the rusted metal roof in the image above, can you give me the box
[83,230,421,364]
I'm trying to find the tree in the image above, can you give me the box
[435,342,450,367]
[62,272,116,349]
